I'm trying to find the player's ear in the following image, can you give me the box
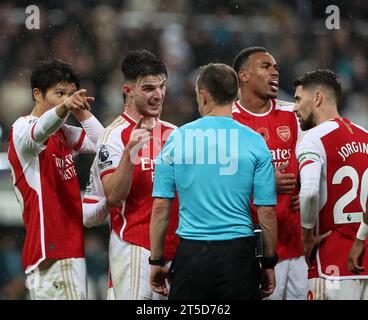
[200,89,209,106]
[238,70,249,83]
[314,91,323,107]
[33,88,42,102]
[123,84,133,97]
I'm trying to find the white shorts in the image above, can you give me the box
[308,278,368,300]
[26,258,87,300]
[264,255,308,300]
[107,287,115,300]
[109,231,169,300]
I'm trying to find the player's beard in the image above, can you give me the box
[266,91,277,99]
[263,87,277,100]
[300,112,315,131]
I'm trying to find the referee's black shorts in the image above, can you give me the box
[168,236,260,300]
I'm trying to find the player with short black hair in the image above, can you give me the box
[233,47,268,76]
[31,58,80,98]
[232,47,308,300]
[8,58,103,300]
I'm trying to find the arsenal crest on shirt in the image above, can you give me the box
[276,126,291,142]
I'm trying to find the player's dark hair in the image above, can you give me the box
[232,46,267,74]
[121,49,168,82]
[197,63,239,105]
[294,69,342,105]
[31,58,80,99]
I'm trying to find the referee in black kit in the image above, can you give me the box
[148,63,278,300]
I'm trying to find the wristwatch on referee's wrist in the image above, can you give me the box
[260,253,278,269]
[148,256,166,266]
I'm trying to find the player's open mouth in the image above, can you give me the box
[269,79,279,91]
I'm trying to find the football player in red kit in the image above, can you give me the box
[232,47,307,300]
[8,59,103,299]
[295,69,368,299]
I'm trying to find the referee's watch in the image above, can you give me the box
[148,257,166,266]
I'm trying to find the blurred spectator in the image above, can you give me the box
[85,231,109,300]
[0,229,26,299]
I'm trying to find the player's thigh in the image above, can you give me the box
[263,259,289,300]
[26,258,86,300]
[68,258,87,299]
[308,278,360,300]
[285,256,308,300]
[26,265,61,300]
[109,231,153,300]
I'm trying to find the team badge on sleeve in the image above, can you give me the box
[98,145,113,170]
[99,145,109,162]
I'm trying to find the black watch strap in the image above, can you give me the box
[260,254,278,269]
[148,257,165,266]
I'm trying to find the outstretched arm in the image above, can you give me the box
[31,89,92,145]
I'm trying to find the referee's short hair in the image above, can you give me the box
[197,63,239,105]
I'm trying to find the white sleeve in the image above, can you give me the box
[96,129,124,178]
[13,109,65,155]
[61,125,94,154]
[83,199,109,228]
[83,158,110,227]
[32,108,66,144]
[296,132,324,229]
[62,116,104,154]
[80,115,104,145]
[299,161,322,228]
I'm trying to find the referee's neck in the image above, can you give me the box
[203,104,233,117]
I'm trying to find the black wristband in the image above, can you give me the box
[148,257,165,266]
[260,254,278,269]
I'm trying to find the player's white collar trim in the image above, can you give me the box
[235,100,274,117]
[123,112,157,127]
